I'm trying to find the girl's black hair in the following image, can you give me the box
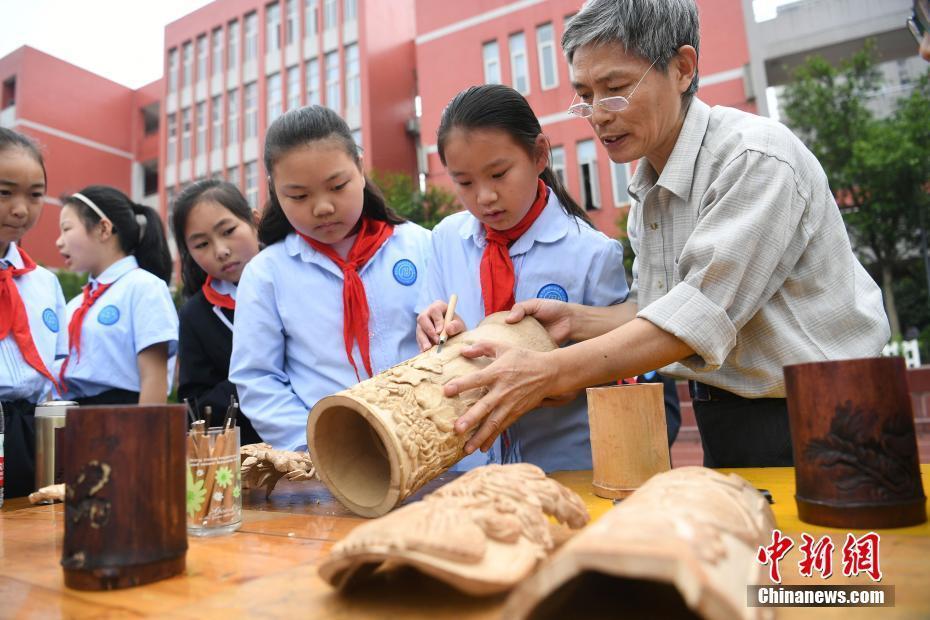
[0,127,47,185]
[259,105,405,245]
[171,179,255,297]
[62,185,172,284]
[436,84,592,226]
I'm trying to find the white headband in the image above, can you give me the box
[71,192,147,243]
[70,192,110,224]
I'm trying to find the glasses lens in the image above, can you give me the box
[568,103,593,117]
[600,97,631,112]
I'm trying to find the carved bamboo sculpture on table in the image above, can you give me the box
[307,312,556,517]
[240,443,316,498]
[504,467,776,620]
[319,463,590,595]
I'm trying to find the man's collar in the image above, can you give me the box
[629,98,711,201]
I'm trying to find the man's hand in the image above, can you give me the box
[443,341,557,454]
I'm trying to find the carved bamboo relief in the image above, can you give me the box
[307,313,556,518]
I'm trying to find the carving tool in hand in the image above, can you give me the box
[436,293,458,354]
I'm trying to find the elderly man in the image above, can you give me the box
[443,0,890,468]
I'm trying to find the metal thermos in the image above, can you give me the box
[34,401,78,489]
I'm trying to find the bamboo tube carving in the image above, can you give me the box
[504,467,776,620]
[319,463,589,595]
[307,313,557,518]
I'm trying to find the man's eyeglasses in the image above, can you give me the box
[567,57,660,118]
[908,5,929,44]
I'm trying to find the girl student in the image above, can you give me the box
[172,179,262,444]
[56,185,177,405]
[416,84,629,472]
[229,105,431,451]
[0,128,67,498]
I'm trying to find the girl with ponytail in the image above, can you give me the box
[229,105,430,451]
[56,185,177,405]
[416,84,629,472]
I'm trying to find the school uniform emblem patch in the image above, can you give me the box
[392,259,417,286]
[97,305,121,326]
[42,308,59,332]
[536,283,568,302]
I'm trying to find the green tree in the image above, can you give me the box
[55,268,85,302]
[371,170,459,230]
[781,43,930,339]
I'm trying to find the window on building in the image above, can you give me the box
[267,72,283,123]
[576,139,600,209]
[244,12,258,61]
[143,162,159,196]
[196,102,207,154]
[266,2,281,53]
[182,42,193,87]
[305,0,319,36]
[536,23,558,90]
[212,28,223,76]
[142,103,159,135]
[509,32,529,94]
[211,95,223,150]
[344,0,357,21]
[227,165,240,186]
[345,44,360,108]
[482,41,500,85]
[168,49,179,92]
[244,82,258,138]
[286,0,297,44]
[287,65,300,110]
[325,51,340,111]
[323,0,337,29]
[306,58,320,105]
[227,88,240,144]
[244,161,259,208]
[611,161,631,207]
[550,146,566,186]
[181,107,192,160]
[167,113,177,165]
[228,20,240,69]
[197,35,208,82]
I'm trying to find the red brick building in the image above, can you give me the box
[0,46,161,268]
[413,0,756,236]
[160,0,419,218]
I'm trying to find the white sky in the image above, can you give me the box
[0,0,212,89]
[0,0,800,90]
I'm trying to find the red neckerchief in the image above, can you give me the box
[297,218,394,380]
[202,275,236,310]
[59,281,113,384]
[480,178,548,315]
[0,247,63,393]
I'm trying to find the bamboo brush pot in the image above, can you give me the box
[307,313,556,518]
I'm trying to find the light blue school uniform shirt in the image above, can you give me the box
[230,222,431,452]
[61,256,178,400]
[0,243,68,403]
[417,188,629,472]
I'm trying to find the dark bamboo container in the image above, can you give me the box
[61,405,188,590]
[784,357,927,528]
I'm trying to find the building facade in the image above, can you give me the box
[160,0,418,222]
[0,46,160,268]
[414,0,757,236]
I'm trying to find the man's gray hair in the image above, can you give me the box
[562,0,700,98]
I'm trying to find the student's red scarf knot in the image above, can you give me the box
[480,178,548,315]
[59,280,113,384]
[0,248,63,394]
[297,218,394,380]
[202,275,236,310]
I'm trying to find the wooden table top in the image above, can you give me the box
[2,466,928,619]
